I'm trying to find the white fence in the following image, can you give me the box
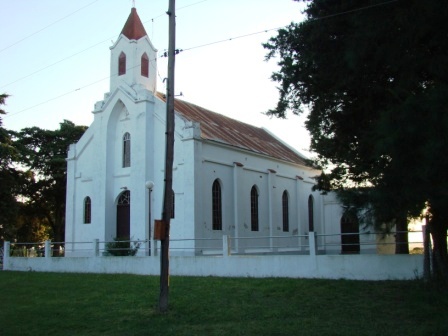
[2,232,425,280]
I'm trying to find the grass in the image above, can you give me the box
[1,272,447,335]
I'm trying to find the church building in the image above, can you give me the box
[65,7,359,257]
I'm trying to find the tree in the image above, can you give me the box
[264,0,448,271]
[15,120,87,244]
[0,93,28,242]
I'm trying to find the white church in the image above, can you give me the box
[65,7,368,257]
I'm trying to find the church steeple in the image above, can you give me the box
[109,7,157,94]
[121,7,147,40]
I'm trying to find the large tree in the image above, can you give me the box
[264,0,448,270]
[0,94,29,242]
[15,120,87,244]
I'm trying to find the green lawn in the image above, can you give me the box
[0,271,447,335]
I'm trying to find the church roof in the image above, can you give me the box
[156,92,309,166]
[121,8,147,40]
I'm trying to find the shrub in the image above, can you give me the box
[105,237,141,256]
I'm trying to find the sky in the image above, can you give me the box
[0,0,312,155]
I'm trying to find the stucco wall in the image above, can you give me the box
[4,253,423,281]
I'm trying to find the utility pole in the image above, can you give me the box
[159,0,176,313]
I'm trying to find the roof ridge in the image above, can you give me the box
[154,92,309,166]
[156,92,265,131]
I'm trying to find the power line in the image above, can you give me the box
[5,57,162,119]
[165,1,401,54]
[180,28,280,53]
[1,0,213,90]
[150,0,211,20]
[4,0,400,118]
[5,75,111,118]
[306,0,400,22]
[5,24,277,118]
[0,38,111,90]
[0,0,101,54]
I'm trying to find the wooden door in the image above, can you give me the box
[116,191,130,238]
[341,214,360,254]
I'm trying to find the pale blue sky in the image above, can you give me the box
[1,0,311,154]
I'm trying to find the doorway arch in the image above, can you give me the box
[308,195,314,232]
[117,190,130,238]
[340,214,360,254]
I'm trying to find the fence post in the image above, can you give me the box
[45,240,51,258]
[93,239,99,257]
[222,235,231,257]
[151,239,157,257]
[422,222,431,281]
[3,241,10,270]
[309,232,317,257]
[308,232,318,270]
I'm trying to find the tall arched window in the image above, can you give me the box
[122,132,131,167]
[212,180,222,230]
[84,197,91,224]
[308,195,314,232]
[341,214,360,254]
[282,191,289,232]
[141,53,149,77]
[250,185,259,231]
[118,52,126,76]
[117,190,131,238]
[171,190,175,219]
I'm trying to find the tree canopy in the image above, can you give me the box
[15,120,87,243]
[0,93,27,241]
[265,0,448,270]
[0,94,87,245]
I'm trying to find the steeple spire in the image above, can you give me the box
[110,7,157,93]
[121,7,147,40]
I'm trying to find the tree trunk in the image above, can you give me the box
[428,201,448,280]
[430,218,448,279]
[395,214,409,254]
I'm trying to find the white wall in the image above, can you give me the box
[4,253,423,281]
[194,141,325,254]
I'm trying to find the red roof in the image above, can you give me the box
[156,93,308,166]
[121,8,147,40]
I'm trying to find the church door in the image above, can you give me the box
[340,214,360,254]
[117,191,131,238]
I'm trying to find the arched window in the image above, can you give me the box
[171,190,175,219]
[308,195,314,232]
[84,197,91,224]
[122,132,131,168]
[117,190,131,238]
[118,52,126,76]
[282,191,289,232]
[212,180,222,230]
[250,185,259,231]
[341,214,360,254]
[118,190,130,205]
[141,53,149,77]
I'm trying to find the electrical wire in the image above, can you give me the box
[1,38,111,90]
[5,59,161,118]
[1,0,213,90]
[181,28,280,53]
[4,0,400,118]
[307,0,399,22]
[0,0,100,54]
[150,0,212,21]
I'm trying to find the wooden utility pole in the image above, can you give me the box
[159,0,176,313]
[423,215,431,281]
